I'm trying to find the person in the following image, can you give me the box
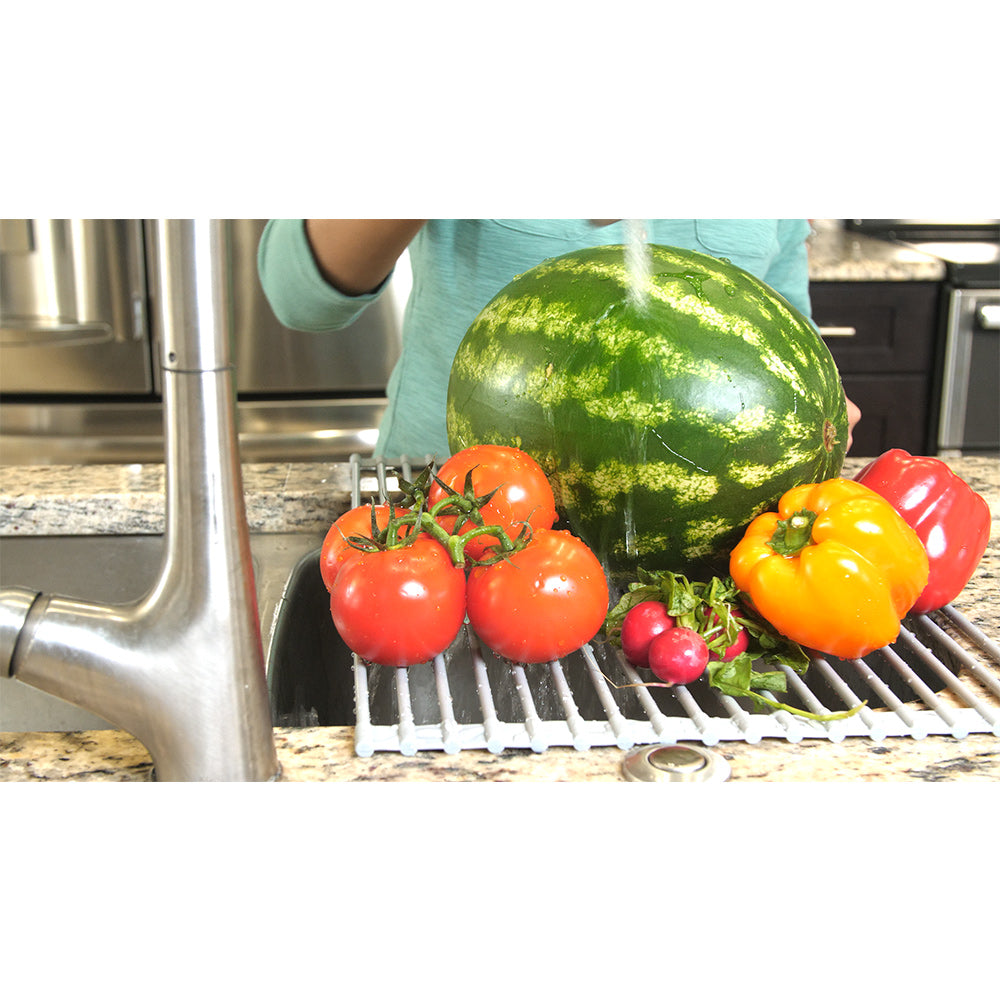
[257,219,862,459]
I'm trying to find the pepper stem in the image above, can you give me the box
[768,508,818,557]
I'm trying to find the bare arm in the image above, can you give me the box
[304,219,426,296]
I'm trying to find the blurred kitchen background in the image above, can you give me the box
[0,219,411,465]
[0,218,997,465]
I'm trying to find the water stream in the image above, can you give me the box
[624,219,652,310]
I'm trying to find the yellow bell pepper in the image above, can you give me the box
[729,478,930,659]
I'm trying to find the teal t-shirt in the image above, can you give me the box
[257,218,813,460]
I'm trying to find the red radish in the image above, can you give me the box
[704,607,750,663]
[647,627,709,684]
[620,601,675,667]
[710,626,749,662]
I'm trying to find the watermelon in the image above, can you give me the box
[446,244,848,581]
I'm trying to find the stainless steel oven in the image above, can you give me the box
[937,286,999,453]
[847,220,999,455]
[0,219,404,464]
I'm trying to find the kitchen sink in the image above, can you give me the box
[267,549,356,728]
[0,531,322,731]
[267,549,956,735]
[266,545,997,755]
[11,532,984,747]
[266,547,674,732]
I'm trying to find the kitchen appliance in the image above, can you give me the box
[0,219,404,464]
[269,456,1000,757]
[846,220,999,455]
[0,219,152,394]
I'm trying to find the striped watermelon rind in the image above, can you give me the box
[446,244,848,579]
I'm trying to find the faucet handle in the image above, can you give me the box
[0,587,39,678]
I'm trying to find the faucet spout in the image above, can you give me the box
[0,220,279,781]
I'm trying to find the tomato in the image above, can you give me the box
[620,600,675,667]
[330,534,466,667]
[428,445,557,561]
[465,528,609,663]
[320,503,407,591]
[647,628,709,684]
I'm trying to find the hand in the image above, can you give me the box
[845,396,861,452]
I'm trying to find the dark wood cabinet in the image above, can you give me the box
[810,280,943,456]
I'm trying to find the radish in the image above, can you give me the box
[647,627,709,684]
[710,626,749,662]
[704,607,750,663]
[620,600,675,667]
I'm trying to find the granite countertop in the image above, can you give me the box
[1,454,998,782]
[4,726,999,782]
[0,461,356,538]
[806,223,947,282]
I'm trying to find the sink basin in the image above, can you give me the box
[267,548,967,750]
[266,547,694,733]
[266,549,356,727]
[0,531,321,731]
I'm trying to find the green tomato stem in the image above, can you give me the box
[380,509,526,569]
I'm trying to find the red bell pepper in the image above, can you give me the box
[855,449,991,614]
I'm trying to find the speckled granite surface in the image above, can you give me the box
[0,454,997,782]
[3,726,998,783]
[2,454,996,542]
[0,461,356,537]
[807,224,948,282]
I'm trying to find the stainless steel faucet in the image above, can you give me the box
[0,220,280,781]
